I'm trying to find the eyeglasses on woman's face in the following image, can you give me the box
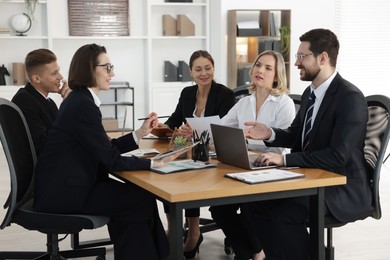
[96,63,114,74]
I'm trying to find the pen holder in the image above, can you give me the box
[192,142,209,162]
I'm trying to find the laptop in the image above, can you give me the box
[210,124,277,170]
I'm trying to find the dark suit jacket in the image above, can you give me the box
[12,83,58,155]
[268,73,372,223]
[164,81,235,129]
[34,88,150,213]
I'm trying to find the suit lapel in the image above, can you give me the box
[309,73,341,142]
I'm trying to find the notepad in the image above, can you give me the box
[151,159,216,174]
[225,169,304,184]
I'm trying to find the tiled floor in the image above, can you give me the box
[1,148,390,259]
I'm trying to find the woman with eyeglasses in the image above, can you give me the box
[33,43,187,259]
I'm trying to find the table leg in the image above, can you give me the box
[310,188,325,260]
[168,203,183,260]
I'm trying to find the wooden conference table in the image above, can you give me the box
[115,139,346,260]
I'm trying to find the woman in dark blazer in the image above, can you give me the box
[158,50,235,258]
[33,44,186,260]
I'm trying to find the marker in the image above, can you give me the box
[137,115,170,120]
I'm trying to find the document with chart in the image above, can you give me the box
[225,169,304,184]
[151,159,216,174]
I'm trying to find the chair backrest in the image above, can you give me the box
[0,98,36,229]
[289,93,301,114]
[364,95,390,220]
[233,84,250,103]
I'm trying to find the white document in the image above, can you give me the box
[186,116,221,144]
[225,169,304,184]
[122,148,160,157]
[151,159,216,174]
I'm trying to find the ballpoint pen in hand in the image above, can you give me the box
[137,115,170,120]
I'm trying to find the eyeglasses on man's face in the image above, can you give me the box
[96,63,114,74]
[295,53,313,61]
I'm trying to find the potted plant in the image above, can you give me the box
[172,135,188,159]
[279,26,290,60]
[25,0,38,20]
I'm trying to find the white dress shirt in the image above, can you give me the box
[221,93,295,154]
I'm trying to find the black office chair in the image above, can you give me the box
[324,94,390,260]
[289,93,301,113]
[233,84,250,103]
[0,98,109,260]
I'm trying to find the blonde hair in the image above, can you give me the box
[247,50,289,96]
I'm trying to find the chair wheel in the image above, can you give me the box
[96,256,105,260]
[224,237,234,255]
[224,245,234,255]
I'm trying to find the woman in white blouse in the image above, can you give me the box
[212,50,295,260]
[221,50,295,155]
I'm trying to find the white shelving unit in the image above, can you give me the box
[146,0,210,115]
[0,0,210,127]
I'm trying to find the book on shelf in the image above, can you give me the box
[225,168,304,184]
[0,28,10,34]
[270,12,277,36]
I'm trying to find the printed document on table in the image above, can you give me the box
[186,116,221,144]
[151,159,216,174]
[122,149,161,157]
[225,169,305,184]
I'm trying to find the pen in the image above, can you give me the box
[137,116,170,120]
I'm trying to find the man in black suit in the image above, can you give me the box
[241,28,372,259]
[12,49,70,155]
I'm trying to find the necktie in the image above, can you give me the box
[302,91,316,150]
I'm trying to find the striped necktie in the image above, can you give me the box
[302,91,316,150]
